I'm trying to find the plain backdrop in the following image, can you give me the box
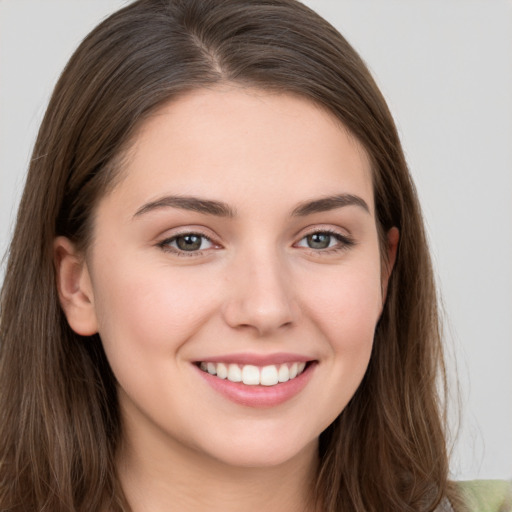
[1,0,511,480]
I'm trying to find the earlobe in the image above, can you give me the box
[54,236,98,336]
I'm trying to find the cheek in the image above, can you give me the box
[89,259,224,433]
[303,262,383,350]
[284,264,382,433]
[90,255,222,361]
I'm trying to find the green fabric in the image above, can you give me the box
[458,480,512,512]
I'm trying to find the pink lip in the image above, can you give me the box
[194,352,313,366]
[194,360,317,408]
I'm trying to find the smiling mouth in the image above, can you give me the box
[196,361,310,387]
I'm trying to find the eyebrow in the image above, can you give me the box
[133,195,236,218]
[291,194,370,216]
[133,193,370,219]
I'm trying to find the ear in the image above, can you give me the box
[54,236,98,336]
[381,227,399,299]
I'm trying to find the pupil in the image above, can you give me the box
[308,233,330,249]
[177,235,202,251]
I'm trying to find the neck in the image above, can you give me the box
[117,424,319,512]
[118,441,318,512]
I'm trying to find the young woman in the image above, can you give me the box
[0,0,509,511]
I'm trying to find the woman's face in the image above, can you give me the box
[61,87,396,469]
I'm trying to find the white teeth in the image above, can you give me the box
[227,364,242,382]
[216,362,228,379]
[278,364,290,383]
[242,365,260,385]
[199,361,308,386]
[260,365,279,386]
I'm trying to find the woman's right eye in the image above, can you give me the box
[159,233,214,254]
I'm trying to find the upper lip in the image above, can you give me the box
[194,352,316,366]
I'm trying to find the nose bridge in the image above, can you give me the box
[223,242,296,335]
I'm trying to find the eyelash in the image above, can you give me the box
[295,229,355,254]
[157,229,355,257]
[157,232,216,257]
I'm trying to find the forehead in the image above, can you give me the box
[103,86,374,216]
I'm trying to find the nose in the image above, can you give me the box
[222,248,297,337]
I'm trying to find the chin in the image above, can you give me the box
[193,427,319,470]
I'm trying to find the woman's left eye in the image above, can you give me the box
[295,231,352,251]
[159,233,214,253]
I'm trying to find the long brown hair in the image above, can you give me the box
[0,0,458,510]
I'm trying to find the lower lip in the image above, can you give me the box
[195,363,316,408]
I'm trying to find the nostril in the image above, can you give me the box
[221,272,297,335]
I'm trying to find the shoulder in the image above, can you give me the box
[456,480,512,512]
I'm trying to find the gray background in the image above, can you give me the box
[1,0,511,480]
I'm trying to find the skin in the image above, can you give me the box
[55,86,398,512]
